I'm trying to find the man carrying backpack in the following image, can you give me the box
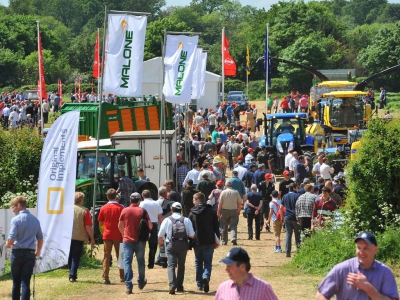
[158,202,195,294]
[266,190,283,253]
[118,192,152,294]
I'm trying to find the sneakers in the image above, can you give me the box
[103,279,111,285]
[202,278,209,293]
[231,240,237,246]
[138,279,147,290]
[69,278,76,283]
[126,289,133,295]
[274,246,283,253]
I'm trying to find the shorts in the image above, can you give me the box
[272,220,282,237]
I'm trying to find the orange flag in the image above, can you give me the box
[93,30,100,78]
[38,28,47,102]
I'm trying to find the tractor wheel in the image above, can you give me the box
[136,180,159,200]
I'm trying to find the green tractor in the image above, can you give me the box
[76,148,159,207]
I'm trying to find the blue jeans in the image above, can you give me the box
[193,245,214,288]
[11,249,36,300]
[68,239,84,280]
[124,241,146,290]
[285,220,301,254]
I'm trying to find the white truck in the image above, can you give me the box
[111,130,177,187]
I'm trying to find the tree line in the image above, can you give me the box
[1,0,400,95]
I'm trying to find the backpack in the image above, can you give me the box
[168,216,189,251]
[138,208,150,242]
[272,200,286,222]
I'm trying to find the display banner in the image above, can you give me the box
[103,14,147,96]
[35,111,80,273]
[163,35,199,104]
[191,48,203,100]
[199,52,207,97]
[223,34,236,76]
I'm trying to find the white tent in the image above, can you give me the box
[142,57,221,109]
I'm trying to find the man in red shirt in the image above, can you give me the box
[98,188,124,284]
[118,192,152,294]
[280,96,289,113]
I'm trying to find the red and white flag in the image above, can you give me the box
[58,79,62,100]
[222,33,236,77]
[37,27,47,102]
[93,30,100,78]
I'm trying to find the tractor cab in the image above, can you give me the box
[261,113,314,172]
[76,149,157,207]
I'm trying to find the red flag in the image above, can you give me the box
[93,30,100,78]
[37,28,47,102]
[58,79,63,100]
[223,34,236,76]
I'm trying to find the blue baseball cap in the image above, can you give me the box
[355,231,378,246]
[220,247,250,264]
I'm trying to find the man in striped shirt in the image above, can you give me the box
[215,247,278,300]
[312,186,337,229]
[295,184,317,239]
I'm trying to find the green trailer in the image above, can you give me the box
[61,99,173,141]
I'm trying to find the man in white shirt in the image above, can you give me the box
[208,112,217,133]
[182,163,201,187]
[319,157,334,181]
[312,153,325,183]
[285,150,294,171]
[234,160,247,181]
[289,151,298,177]
[139,190,163,269]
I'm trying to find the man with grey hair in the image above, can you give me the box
[245,184,263,240]
[217,181,242,246]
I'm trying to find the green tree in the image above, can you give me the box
[144,17,192,60]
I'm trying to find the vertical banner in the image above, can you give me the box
[34,111,80,274]
[191,48,203,100]
[223,33,236,76]
[37,27,47,102]
[199,52,207,98]
[163,35,199,104]
[103,14,147,96]
[93,29,101,78]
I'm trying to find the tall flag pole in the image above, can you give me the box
[221,27,225,103]
[246,45,250,96]
[264,23,271,110]
[37,21,46,135]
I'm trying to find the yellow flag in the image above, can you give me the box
[246,45,250,75]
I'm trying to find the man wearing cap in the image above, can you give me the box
[218,181,242,246]
[244,148,254,164]
[118,192,152,294]
[316,232,399,300]
[279,170,294,199]
[158,202,195,294]
[208,111,217,133]
[258,173,275,232]
[215,247,278,300]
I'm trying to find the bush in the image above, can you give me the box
[345,118,400,234]
[0,128,42,208]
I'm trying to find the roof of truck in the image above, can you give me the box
[321,91,368,98]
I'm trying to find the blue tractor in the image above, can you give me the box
[260,113,315,173]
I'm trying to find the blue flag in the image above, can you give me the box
[263,28,271,87]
